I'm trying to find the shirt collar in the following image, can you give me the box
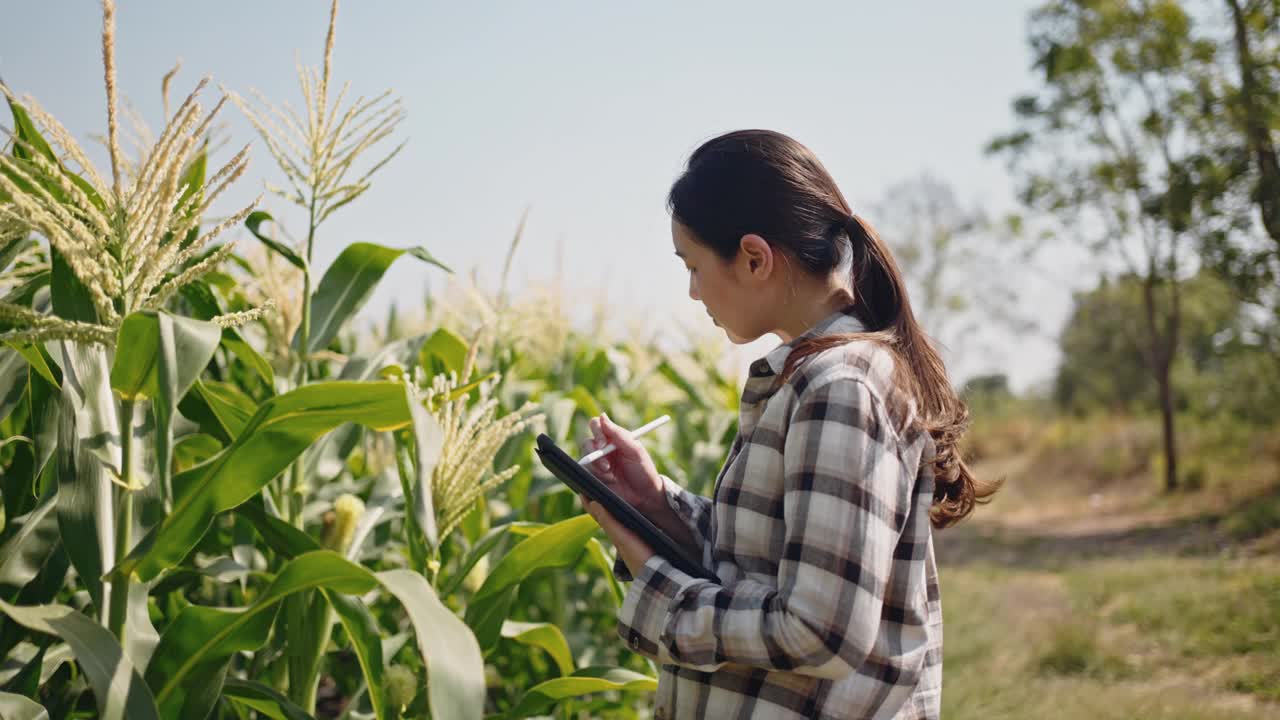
[747,303,866,379]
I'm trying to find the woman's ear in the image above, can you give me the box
[738,234,774,280]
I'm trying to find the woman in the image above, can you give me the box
[579,129,998,719]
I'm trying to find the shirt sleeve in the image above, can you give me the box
[614,377,912,679]
[612,474,714,582]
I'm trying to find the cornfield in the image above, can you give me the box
[0,2,740,718]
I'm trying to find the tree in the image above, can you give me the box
[875,174,1039,385]
[989,0,1230,491]
[1190,0,1280,306]
[1055,269,1279,424]
[1224,0,1280,249]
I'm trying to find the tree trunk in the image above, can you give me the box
[1141,270,1180,492]
[1156,361,1179,492]
[1226,0,1280,247]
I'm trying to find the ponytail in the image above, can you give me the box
[783,214,1001,529]
[668,129,1002,528]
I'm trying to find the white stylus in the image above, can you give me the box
[577,414,671,466]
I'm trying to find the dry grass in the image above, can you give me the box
[940,409,1280,717]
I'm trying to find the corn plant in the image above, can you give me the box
[0,2,689,719]
[0,3,753,720]
[0,1,478,718]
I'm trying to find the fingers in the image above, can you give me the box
[584,416,612,474]
[600,413,643,456]
[580,496,617,533]
[589,415,606,448]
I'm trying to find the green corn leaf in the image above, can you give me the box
[501,621,575,677]
[245,211,306,271]
[171,433,222,474]
[300,331,432,481]
[438,522,545,599]
[403,387,442,553]
[0,269,49,309]
[505,667,657,719]
[377,569,485,720]
[419,327,468,376]
[144,551,377,719]
[116,381,411,582]
[465,514,599,651]
[6,100,56,163]
[293,242,450,355]
[221,678,315,720]
[232,506,485,720]
[53,342,118,614]
[110,311,221,506]
[0,640,44,697]
[1,346,27,422]
[0,235,32,275]
[179,281,275,390]
[25,359,60,484]
[578,349,611,391]
[8,342,61,389]
[236,499,319,559]
[657,359,706,407]
[585,538,625,608]
[324,591,387,720]
[0,599,161,720]
[192,380,257,440]
[0,494,58,591]
[0,547,69,660]
[569,386,601,419]
[0,691,50,720]
[143,552,485,720]
[109,312,219,403]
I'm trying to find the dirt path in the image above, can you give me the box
[935,453,1276,568]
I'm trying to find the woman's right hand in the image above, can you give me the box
[580,413,664,515]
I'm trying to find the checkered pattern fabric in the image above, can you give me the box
[614,306,943,719]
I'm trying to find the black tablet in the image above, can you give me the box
[534,433,718,581]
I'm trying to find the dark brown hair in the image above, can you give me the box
[667,129,1000,528]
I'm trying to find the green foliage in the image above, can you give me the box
[294,242,450,356]
[1054,270,1280,423]
[0,7,704,717]
[0,598,161,720]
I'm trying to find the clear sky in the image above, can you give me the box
[2,0,1082,392]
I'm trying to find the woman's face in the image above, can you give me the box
[671,219,771,344]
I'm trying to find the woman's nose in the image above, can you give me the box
[688,275,700,302]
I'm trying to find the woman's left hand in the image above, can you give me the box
[580,495,655,578]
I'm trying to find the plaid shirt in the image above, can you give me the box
[614,307,943,719]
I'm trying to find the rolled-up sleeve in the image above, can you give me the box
[612,475,714,582]
[615,377,911,679]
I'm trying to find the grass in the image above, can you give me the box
[941,557,1280,718]
[941,407,1280,718]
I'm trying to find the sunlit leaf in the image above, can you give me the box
[465,515,598,651]
[501,621,575,676]
[0,599,160,720]
[116,381,412,582]
[294,242,450,355]
[506,667,657,718]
